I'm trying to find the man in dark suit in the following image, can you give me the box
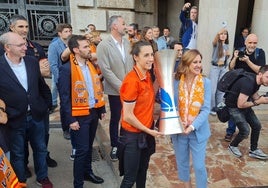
[2,15,57,176]
[0,32,53,187]
[58,35,106,187]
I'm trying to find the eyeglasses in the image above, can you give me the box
[7,43,28,47]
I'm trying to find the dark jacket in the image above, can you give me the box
[0,55,52,129]
[179,10,194,48]
[0,125,9,153]
[58,62,106,126]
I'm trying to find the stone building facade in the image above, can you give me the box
[69,0,267,75]
[69,0,157,35]
[0,0,266,74]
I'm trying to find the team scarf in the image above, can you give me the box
[70,53,104,116]
[178,74,204,126]
[0,148,27,188]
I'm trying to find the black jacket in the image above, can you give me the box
[0,55,52,129]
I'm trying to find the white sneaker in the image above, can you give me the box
[249,148,268,160]
[228,145,242,158]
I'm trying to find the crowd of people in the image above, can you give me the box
[0,1,267,188]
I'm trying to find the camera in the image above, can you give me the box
[265,92,268,97]
[238,51,245,58]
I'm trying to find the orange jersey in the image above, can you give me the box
[90,43,96,53]
[120,66,155,133]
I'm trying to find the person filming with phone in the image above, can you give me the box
[179,2,198,50]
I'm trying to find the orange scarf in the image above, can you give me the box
[178,74,204,126]
[70,53,105,116]
[0,148,26,188]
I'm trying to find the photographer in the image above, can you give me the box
[179,2,198,50]
[229,33,266,74]
[225,33,266,142]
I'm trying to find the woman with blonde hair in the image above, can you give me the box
[209,28,230,115]
[172,49,211,188]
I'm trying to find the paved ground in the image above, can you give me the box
[25,107,268,188]
[26,128,119,188]
[24,81,268,187]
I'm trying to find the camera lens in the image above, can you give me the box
[238,51,244,58]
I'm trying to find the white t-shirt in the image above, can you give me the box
[186,22,197,49]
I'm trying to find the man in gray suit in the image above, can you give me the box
[97,15,134,161]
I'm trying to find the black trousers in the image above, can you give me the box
[119,129,155,188]
[108,95,122,147]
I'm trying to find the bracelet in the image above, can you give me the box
[0,107,5,112]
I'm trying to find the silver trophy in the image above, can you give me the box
[154,49,183,135]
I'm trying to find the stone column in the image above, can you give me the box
[167,0,184,39]
[251,0,268,59]
[197,0,239,75]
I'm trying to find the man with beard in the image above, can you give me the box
[127,23,141,45]
[225,33,266,142]
[97,15,134,161]
[229,34,266,74]
[226,65,268,160]
[58,35,106,187]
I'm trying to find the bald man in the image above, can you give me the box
[0,15,57,178]
[229,33,266,74]
[0,32,53,187]
[224,33,266,142]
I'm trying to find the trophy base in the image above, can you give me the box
[158,117,183,135]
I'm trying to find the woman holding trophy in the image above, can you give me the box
[171,49,211,188]
[118,41,162,188]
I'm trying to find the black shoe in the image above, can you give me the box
[84,172,104,184]
[63,130,71,140]
[25,166,32,178]
[46,152,57,167]
[110,147,118,162]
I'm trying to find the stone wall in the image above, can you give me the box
[252,0,268,60]
[69,0,267,77]
[69,0,156,34]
